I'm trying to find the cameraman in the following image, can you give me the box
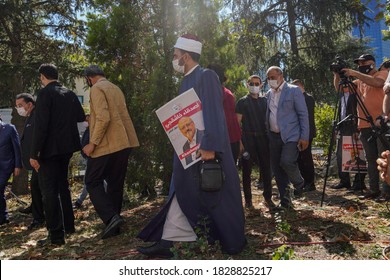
[333,54,388,200]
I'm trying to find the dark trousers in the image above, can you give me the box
[86,148,131,224]
[31,170,45,222]
[360,128,385,192]
[0,171,12,222]
[269,132,303,204]
[230,141,240,164]
[242,134,272,204]
[38,154,74,241]
[297,139,315,185]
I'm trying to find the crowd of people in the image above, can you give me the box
[1,33,390,258]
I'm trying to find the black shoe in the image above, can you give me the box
[19,205,32,214]
[0,219,10,226]
[37,238,65,247]
[359,190,381,200]
[350,183,366,191]
[137,241,174,258]
[101,214,124,239]
[27,220,45,230]
[303,183,316,192]
[375,193,390,203]
[293,187,304,196]
[331,183,349,190]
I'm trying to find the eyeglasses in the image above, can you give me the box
[249,82,261,86]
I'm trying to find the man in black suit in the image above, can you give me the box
[292,79,317,193]
[178,116,204,165]
[331,85,366,190]
[15,93,45,230]
[30,64,85,246]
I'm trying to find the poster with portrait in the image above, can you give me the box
[341,136,368,173]
[156,88,204,169]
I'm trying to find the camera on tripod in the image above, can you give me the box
[330,55,348,80]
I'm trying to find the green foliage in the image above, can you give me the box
[171,215,222,259]
[0,0,92,106]
[272,245,294,260]
[314,103,336,153]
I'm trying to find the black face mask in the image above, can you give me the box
[85,77,93,87]
[358,64,373,74]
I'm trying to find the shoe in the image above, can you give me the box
[375,193,390,203]
[72,201,82,209]
[293,187,304,196]
[137,241,174,258]
[19,205,32,214]
[101,214,124,239]
[0,219,10,226]
[358,190,381,200]
[331,183,349,190]
[27,220,45,230]
[303,183,316,192]
[37,238,65,247]
[264,198,276,210]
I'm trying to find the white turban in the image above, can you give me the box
[174,37,202,55]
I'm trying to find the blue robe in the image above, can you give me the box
[138,66,246,254]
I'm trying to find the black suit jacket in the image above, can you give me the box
[303,92,316,140]
[338,92,358,135]
[31,81,85,160]
[20,109,35,169]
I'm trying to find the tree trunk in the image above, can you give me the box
[286,0,299,57]
[9,18,29,195]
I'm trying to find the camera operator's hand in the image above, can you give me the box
[377,150,390,184]
[340,68,358,78]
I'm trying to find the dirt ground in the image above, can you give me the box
[0,174,389,260]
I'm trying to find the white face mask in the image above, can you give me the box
[249,86,260,94]
[268,79,279,89]
[16,107,28,117]
[172,59,185,74]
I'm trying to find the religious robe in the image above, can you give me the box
[138,66,246,255]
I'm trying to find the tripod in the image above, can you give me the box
[320,77,390,206]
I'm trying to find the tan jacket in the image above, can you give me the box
[89,78,139,158]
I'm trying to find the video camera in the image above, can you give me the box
[330,55,348,80]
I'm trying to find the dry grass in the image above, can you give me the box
[1,174,389,260]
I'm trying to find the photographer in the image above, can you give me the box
[333,54,388,200]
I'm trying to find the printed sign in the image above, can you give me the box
[156,88,204,169]
[341,136,367,173]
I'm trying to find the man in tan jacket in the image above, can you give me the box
[83,65,139,239]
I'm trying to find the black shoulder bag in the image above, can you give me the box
[199,158,225,192]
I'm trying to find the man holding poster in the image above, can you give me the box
[137,34,246,258]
